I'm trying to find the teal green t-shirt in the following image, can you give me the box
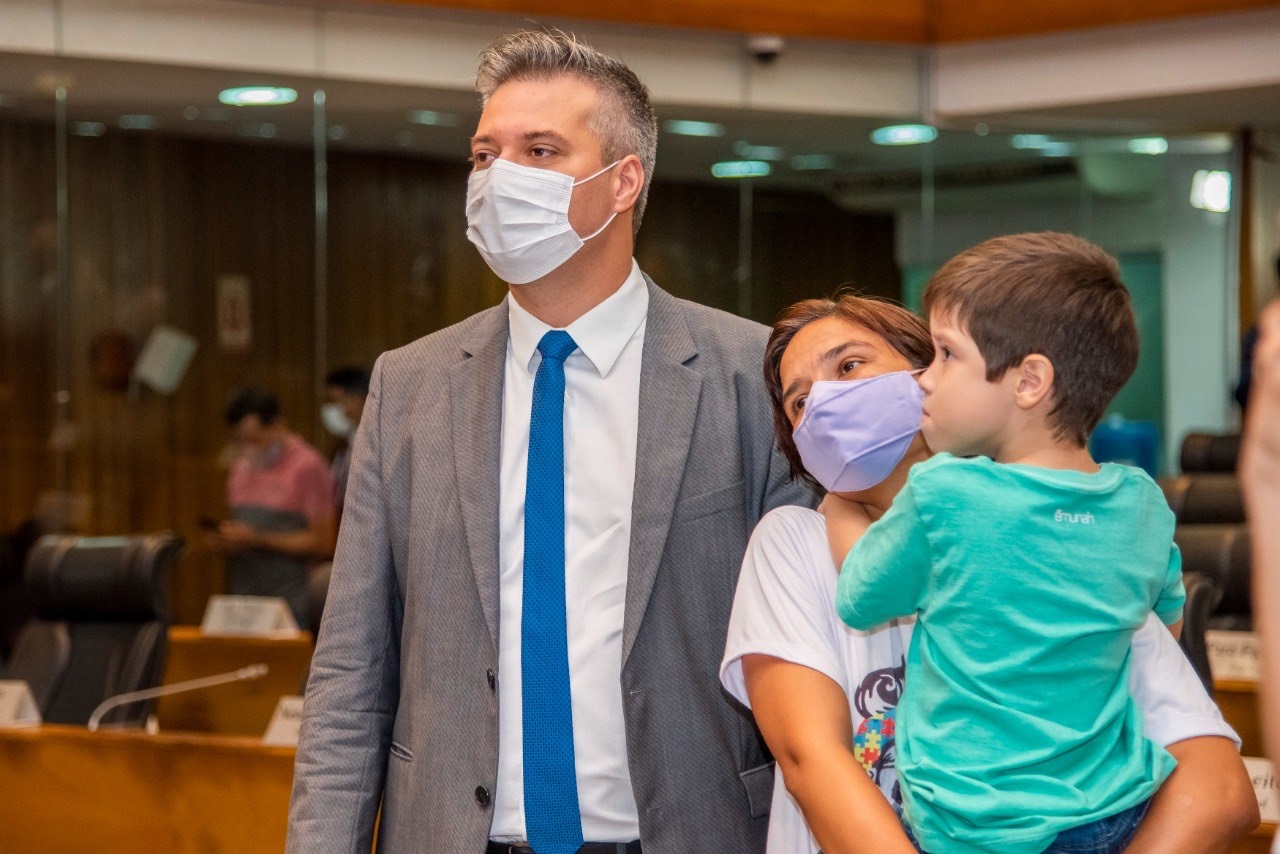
[835,454,1183,854]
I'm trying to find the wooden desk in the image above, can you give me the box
[0,724,294,853]
[1216,679,1266,762]
[155,626,313,736]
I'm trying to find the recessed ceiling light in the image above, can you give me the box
[1190,170,1231,212]
[791,154,835,171]
[974,123,989,136]
[328,125,349,141]
[1039,142,1075,157]
[72,121,105,137]
[183,106,199,121]
[219,87,298,106]
[408,110,458,127]
[870,124,937,146]
[1127,137,1168,155]
[664,119,724,138]
[119,115,158,130]
[711,160,771,179]
[396,130,416,147]
[1011,134,1053,150]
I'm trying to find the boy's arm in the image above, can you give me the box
[1156,542,1186,638]
[834,483,931,630]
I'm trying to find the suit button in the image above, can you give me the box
[475,786,491,807]
[486,668,496,691]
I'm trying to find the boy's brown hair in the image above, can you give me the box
[921,232,1138,446]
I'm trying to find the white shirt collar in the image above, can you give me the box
[507,259,649,378]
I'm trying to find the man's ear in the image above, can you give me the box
[612,154,644,213]
[1013,354,1055,411]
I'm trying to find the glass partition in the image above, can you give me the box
[0,45,1244,620]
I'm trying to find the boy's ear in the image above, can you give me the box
[1013,354,1055,411]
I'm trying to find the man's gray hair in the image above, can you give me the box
[476,30,659,236]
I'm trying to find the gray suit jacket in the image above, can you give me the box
[288,277,816,853]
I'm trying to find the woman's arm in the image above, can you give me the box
[1124,736,1259,853]
[743,654,916,854]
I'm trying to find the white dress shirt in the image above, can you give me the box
[491,260,649,843]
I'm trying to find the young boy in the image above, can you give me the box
[829,232,1184,854]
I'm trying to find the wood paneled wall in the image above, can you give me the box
[0,118,897,622]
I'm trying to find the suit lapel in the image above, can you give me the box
[623,281,701,664]
[449,305,509,652]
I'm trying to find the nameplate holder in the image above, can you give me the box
[1244,756,1280,823]
[0,681,42,729]
[1206,629,1261,682]
[263,696,305,747]
[201,595,301,637]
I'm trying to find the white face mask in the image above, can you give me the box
[465,158,620,284]
[321,402,353,439]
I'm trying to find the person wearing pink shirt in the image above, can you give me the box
[217,386,336,629]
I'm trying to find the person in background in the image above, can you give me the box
[216,385,336,630]
[287,29,812,854]
[1234,254,1280,413]
[1243,299,1280,783]
[721,291,1258,854]
[322,365,370,518]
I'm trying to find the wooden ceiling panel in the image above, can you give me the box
[379,0,930,44]
[375,0,1279,44]
[933,0,1280,42]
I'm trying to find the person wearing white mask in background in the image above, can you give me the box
[720,293,1258,854]
[321,365,370,520]
[288,30,814,854]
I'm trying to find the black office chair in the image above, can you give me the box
[1177,571,1224,691]
[1179,432,1241,474]
[0,533,182,727]
[1174,523,1251,633]
[1160,474,1245,525]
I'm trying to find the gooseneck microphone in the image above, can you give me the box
[86,663,269,732]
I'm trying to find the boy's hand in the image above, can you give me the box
[819,493,873,572]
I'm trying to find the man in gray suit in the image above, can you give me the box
[288,30,814,854]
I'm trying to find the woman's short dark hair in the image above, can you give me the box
[764,294,934,485]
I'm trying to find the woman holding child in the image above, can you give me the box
[721,233,1258,853]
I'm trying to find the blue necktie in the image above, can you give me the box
[523,330,583,854]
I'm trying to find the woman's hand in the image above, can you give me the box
[819,493,874,571]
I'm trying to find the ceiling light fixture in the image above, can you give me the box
[219,87,298,106]
[664,120,725,138]
[1190,170,1231,213]
[1127,137,1169,155]
[870,124,937,146]
[711,160,771,179]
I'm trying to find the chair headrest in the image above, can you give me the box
[25,534,183,622]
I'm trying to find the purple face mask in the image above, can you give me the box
[792,371,924,493]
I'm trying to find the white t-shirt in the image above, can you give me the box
[721,505,1240,854]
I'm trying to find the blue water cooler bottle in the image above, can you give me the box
[1090,414,1159,478]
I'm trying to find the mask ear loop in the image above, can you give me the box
[573,160,624,241]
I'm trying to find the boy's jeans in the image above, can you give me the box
[895,798,1151,853]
